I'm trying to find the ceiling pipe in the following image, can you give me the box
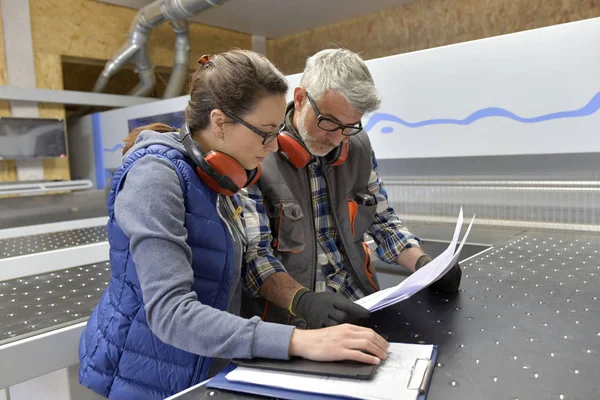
[92,0,227,99]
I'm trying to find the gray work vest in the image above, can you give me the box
[242,108,381,326]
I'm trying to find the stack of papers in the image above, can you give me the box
[225,343,436,400]
[356,208,475,312]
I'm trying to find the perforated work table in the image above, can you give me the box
[172,230,600,400]
[0,225,107,260]
[1,228,599,399]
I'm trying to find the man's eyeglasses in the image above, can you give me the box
[306,93,363,136]
[222,110,283,145]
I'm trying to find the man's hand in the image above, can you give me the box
[416,255,463,293]
[292,289,371,329]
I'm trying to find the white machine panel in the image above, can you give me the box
[286,18,600,159]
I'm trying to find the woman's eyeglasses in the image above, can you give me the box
[222,110,283,145]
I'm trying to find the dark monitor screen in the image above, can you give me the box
[0,117,67,160]
[127,111,185,132]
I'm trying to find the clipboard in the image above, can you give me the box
[207,364,354,400]
[206,345,438,400]
[233,357,378,380]
[415,345,438,400]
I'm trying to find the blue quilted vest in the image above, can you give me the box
[79,143,234,399]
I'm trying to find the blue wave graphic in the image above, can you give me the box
[104,144,124,153]
[365,91,600,134]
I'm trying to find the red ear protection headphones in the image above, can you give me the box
[178,123,261,196]
[277,131,349,169]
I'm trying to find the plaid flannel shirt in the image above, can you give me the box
[241,152,421,299]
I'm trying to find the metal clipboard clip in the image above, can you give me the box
[407,358,435,394]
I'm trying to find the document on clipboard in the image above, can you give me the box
[208,343,438,400]
[356,208,475,312]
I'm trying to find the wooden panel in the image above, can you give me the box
[42,158,70,181]
[35,53,66,119]
[0,3,6,87]
[0,3,15,182]
[36,52,70,181]
[268,0,600,74]
[0,6,11,136]
[36,53,66,119]
[0,161,17,183]
[29,0,252,70]
[30,0,140,63]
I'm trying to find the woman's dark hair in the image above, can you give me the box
[122,49,288,155]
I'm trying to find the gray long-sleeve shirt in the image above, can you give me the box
[114,130,294,367]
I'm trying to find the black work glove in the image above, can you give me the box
[291,289,371,329]
[416,255,463,293]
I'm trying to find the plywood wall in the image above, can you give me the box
[0,4,9,117]
[0,0,252,184]
[30,0,252,71]
[268,0,600,74]
[0,4,17,182]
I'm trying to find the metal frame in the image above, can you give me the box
[0,321,86,389]
[0,217,108,240]
[0,180,94,196]
[400,214,600,233]
[0,216,109,281]
[382,179,600,187]
[0,86,156,108]
[0,242,109,281]
[0,218,110,389]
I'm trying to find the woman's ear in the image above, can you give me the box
[210,109,227,140]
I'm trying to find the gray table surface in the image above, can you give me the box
[174,229,600,400]
[1,226,598,400]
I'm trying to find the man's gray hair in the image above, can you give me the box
[300,49,381,114]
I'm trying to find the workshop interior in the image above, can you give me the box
[0,1,599,399]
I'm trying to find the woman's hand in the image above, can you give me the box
[288,324,389,365]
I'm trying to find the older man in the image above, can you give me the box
[240,49,461,329]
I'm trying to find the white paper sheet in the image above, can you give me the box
[225,343,435,400]
[356,208,475,312]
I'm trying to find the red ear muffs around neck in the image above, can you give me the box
[328,140,349,166]
[195,151,250,196]
[179,123,261,196]
[245,164,262,188]
[277,131,349,168]
[277,131,311,169]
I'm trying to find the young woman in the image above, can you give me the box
[78,50,388,400]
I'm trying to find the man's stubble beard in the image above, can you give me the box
[297,103,335,157]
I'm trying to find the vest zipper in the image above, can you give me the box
[190,196,234,384]
[216,196,236,242]
[216,195,243,298]
[191,356,208,385]
[217,195,248,247]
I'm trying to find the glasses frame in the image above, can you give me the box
[222,110,283,145]
[305,93,363,136]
